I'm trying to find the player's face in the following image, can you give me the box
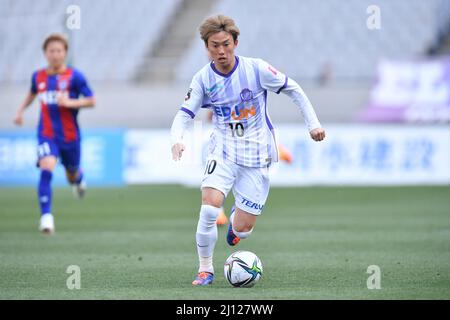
[44,41,67,69]
[206,31,238,71]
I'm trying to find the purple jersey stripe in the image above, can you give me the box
[276,75,289,94]
[263,91,274,130]
[180,107,195,119]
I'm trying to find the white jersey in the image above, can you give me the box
[172,55,321,168]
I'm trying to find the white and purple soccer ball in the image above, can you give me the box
[224,251,263,287]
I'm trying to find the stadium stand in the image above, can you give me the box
[1,0,449,128]
[176,0,448,83]
[1,0,449,84]
[0,0,181,83]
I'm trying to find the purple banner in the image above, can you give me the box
[360,58,450,123]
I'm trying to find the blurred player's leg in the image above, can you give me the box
[215,207,228,226]
[66,169,86,199]
[37,155,57,235]
[60,141,86,199]
[278,143,293,164]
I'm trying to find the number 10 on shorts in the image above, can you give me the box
[204,160,217,175]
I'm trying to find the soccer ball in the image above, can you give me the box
[224,251,263,287]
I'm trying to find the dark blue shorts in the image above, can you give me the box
[37,137,81,172]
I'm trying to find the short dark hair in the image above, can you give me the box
[43,33,69,51]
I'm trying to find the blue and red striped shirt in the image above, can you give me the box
[31,67,93,143]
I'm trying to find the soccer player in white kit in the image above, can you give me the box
[170,15,326,286]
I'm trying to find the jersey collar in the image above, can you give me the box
[210,56,239,78]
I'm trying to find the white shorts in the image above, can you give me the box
[201,157,270,215]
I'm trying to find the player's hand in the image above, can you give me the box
[310,128,326,142]
[172,143,185,161]
[13,111,24,126]
[56,91,74,108]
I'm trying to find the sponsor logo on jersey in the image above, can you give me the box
[213,105,256,121]
[206,82,225,95]
[241,198,264,211]
[38,91,60,105]
[231,105,256,120]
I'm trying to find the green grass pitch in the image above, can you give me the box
[0,185,449,299]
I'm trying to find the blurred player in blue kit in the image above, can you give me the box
[13,33,95,234]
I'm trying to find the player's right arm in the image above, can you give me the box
[170,73,204,161]
[13,72,37,126]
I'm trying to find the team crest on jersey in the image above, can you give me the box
[38,82,46,90]
[59,80,68,90]
[184,88,192,101]
[240,88,253,102]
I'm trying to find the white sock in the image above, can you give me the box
[231,211,253,239]
[196,205,221,273]
[232,227,253,239]
[199,256,214,274]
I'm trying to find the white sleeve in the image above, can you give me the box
[170,110,193,145]
[170,74,204,145]
[258,59,289,94]
[258,59,321,131]
[281,78,322,131]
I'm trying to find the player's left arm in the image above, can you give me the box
[57,70,96,109]
[258,60,325,142]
